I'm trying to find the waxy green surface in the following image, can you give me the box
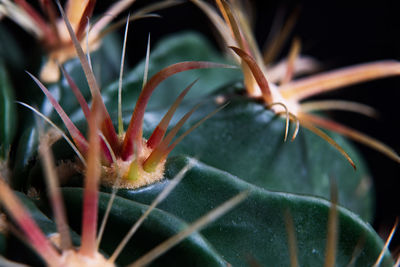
[0,61,16,160]
[7,32,386,266]
[111,156,389,266]
[14,32,373,219]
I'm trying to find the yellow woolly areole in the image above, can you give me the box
[101,139,166,189]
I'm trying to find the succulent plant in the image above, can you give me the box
[0,0,399,266]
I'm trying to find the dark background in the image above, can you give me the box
[4,0,400,255]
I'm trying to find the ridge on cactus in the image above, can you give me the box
[0,1,398,266]
[194,0,400,168]
[0,101,247,266]
[0,7,247,262]
[0,0,179,82]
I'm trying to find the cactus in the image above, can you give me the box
[0,0,398,266]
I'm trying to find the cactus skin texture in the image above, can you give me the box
[0,1,398,267]
[0,60,16,161]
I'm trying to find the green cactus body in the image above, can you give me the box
[14,32,374,217]
[0,1,397,267]
[0,61,16,161]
